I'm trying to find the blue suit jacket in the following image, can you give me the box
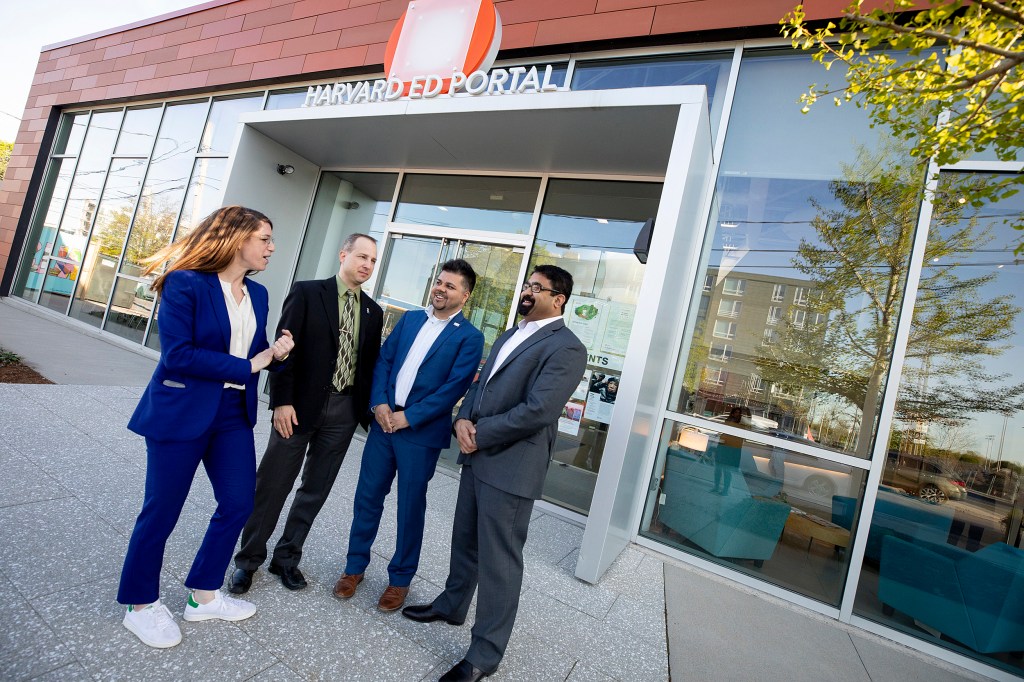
[128,269,274,441]
[370,309,484,450]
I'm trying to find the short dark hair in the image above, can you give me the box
[532,264,574,310]
[440,258,477,293]
[340,233,376,252]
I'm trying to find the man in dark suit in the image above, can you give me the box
[228,233,383,594]
[333,259,484,613]
[402,265,587,681]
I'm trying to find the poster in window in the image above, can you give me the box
[585,371,619,424]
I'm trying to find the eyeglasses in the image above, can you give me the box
[522,281,561,295]
[253,235,275,245]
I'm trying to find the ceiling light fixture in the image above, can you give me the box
[277,164,295,175]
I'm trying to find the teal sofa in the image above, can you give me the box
[659,447,790,564]
[878,536,1024,654]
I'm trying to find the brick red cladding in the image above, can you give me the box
[0,0,854,287]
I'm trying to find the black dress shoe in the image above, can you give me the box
[227,568,254,594]
[439,659,490,681]
[401,603,464,626]
[268,564,307,591]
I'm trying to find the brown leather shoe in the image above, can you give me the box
[332,573,363,599]
[377,585,409,612]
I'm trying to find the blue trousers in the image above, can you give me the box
[117,389,256,605]
[344,422,441,586]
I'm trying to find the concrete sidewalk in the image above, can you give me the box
[0,296,987,681]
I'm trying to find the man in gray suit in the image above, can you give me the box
[402,265,587,682]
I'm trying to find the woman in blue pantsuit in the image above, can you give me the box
[117,206,294,649]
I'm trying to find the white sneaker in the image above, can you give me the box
[123,601,182,648]
[182,590,257,622]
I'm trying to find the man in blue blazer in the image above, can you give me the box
[402,264,587,682]
[334,259,484,612]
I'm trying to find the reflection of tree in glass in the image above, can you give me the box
[756,145,1023,456]
[96,198,177,272]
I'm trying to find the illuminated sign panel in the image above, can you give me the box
[303,0,558,107]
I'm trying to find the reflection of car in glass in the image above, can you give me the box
[705,413,779,431]
[746,443,852,502]
[882,453,966,503]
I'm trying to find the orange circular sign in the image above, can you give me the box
[384,0,502,96]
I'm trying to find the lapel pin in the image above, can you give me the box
[454,322,461,327]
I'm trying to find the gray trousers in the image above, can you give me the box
[433,464,535,673]
[234,393,357,570]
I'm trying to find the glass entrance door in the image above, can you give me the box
[375,233,525,355]
[373,230,526,470]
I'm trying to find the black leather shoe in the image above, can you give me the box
[227,568,254,594]
[439,659,490,681]
[401,603,464,626]
[268,564,307,591]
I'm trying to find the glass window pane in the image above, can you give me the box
[103,276,156,343]
[854,173,1024,676]
[530,178,662,514]
[176,157,228,238]
[295,171,398,282]
[145,299,163,352]
[68,158,147,328]
[669,50,923,459]
[200,95,263,154]
[571,52,732,139]
[393,174,540,235]
[12,157,76,301]
[114,105,162,156]
[572,52,731,96]
[38,109,124,314]
[265,88,308,110]
[52,112,89,156]
[152,100,207,162]
[641,417,867,606]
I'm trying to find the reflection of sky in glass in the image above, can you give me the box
[535,214,643,253]
[177,158,228,237]
[572,54,729,102]
[395,203,533,234]
[202,96,263,154]
[114,106,161,157]
[394,174,540,235]
[378,236,441,310]
[906,174,1024,464]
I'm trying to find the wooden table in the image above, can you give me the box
[784,508,851,551]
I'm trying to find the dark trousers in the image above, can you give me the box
[234,392,357,570]
[118,389,255,605]
[432,465,534,674]
[344,422,442,586]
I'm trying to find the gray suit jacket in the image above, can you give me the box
[455,318,587,500]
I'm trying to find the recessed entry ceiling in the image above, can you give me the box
[242,88,704,177]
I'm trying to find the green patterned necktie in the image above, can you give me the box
[332,290,357,391]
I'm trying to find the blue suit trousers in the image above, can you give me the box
[344,422,442,586]
[118,389,256,604]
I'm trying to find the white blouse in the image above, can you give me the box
[219,278,257,390]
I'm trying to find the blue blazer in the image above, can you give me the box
[129,269,274,441]
[370,309,484,450]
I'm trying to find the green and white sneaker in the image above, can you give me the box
[182,590,257,622]
[123,601,182,648]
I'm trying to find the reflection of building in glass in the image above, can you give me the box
[689,267,826,437]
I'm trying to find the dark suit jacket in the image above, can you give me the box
[128,269,273,441]
[455,318,587,500]
[268,276,383,432]
[370,309,483,450]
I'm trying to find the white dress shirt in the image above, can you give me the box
[394,307,452,407]
[219,278,256,390]
[485,315,561,384]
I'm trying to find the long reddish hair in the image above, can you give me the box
[143,206,272,292]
